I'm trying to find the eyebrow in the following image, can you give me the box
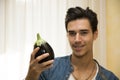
[79,29,89,32]
[68,29,89,32]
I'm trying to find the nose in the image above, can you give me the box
[75,33,82,42]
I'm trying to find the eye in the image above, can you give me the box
[80,31,88,35]
[68,31,76,36]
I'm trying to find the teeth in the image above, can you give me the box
[75,45,84,47]
[75,47,82,48]
[73,45,85,49]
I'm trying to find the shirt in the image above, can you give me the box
[39,55,119,80]
[68,62,99,80]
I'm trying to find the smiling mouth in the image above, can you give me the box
[73,45,85,51]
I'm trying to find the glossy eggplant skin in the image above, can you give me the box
[34,42,54,63]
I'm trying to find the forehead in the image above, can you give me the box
[67,19,92,31]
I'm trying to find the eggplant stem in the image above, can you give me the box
[37,33,41,40]
[35,33,45,46]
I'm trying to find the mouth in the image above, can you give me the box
[72,45,85,51]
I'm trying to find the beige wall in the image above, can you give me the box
[106,0,120,78]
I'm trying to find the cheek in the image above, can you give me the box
[85,38,94,48]
[84,36,93,45]
[68,37,74,45]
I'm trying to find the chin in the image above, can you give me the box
[73,52,86,58]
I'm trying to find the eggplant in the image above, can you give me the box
[34,33,54,63]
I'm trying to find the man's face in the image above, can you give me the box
[67,18,98,57]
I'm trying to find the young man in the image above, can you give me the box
[25,7,119,80]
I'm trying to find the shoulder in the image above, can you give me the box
[55,55,70,61]
[53,55,71,65]
[97,64,119,79]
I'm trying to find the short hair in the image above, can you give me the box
[65,7,98,33]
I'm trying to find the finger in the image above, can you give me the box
[40,59,54,67]
[38,60,54,71]
[31,47,40,61]
[29,53,51,70]
[35,53,49,63]
[42,64,53,71]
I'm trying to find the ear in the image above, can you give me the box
[93,30,98,40]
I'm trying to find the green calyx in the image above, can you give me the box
[35,33,45,46]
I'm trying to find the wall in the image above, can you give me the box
[106,0,120,78]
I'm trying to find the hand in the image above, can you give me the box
[25,47,54,80]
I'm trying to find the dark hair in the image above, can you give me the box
[65,7,98,33]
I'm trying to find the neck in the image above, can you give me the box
[70,51,97,80]
[71,52,94,71]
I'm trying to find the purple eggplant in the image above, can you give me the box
[34,33,54,63]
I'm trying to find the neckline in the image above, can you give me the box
[68,62,99,80]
